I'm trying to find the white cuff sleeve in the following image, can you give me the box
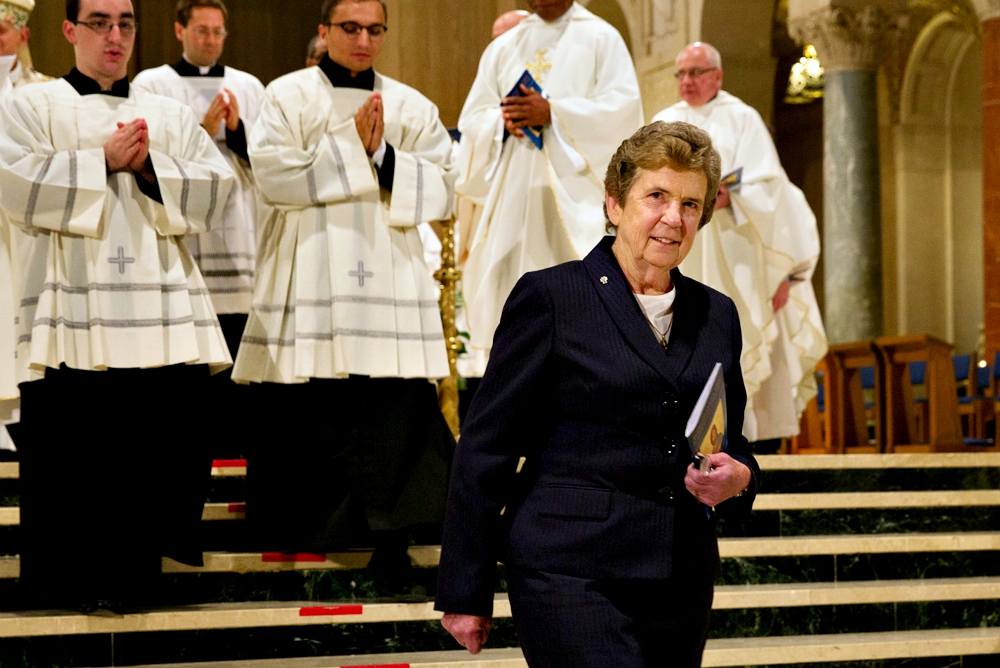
[372,139,388,168]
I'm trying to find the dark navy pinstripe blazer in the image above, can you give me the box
[436,236,760,617]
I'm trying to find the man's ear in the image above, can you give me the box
[318,24,329,42]
[174,22,185,43]
[19,26,29,46]
[62,20,77,45]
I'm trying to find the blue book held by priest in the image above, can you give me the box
[504,70,545,150]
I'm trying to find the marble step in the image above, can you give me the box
[0,460,248,480]
[86,627,1000,668]
[5,576,1000,638]
[2,531,1000,580]
[3,453,998,482]
[4,490,998,528]
[758,452,1000,470]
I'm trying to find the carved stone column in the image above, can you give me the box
[972,1,1000,359]
[789,1,905,344]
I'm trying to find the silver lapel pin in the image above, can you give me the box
[600,276,608,284]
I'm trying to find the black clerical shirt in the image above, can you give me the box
[317,54,396,192]
[170,58,249,163]
[63,68,162,204]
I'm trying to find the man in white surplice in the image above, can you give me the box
[133,0,264,331]
[132,0,265,460]
[233,0,455,592]
[653,43,828,442]
[0,0,234,614]
[456,0,643,374]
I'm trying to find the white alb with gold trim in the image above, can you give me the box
[456,2,643,373]
[231,67,454,384]
[653,91,829,441]
[0,79,236,381]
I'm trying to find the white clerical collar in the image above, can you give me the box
[183,54,217,76]
[8,59,20,85]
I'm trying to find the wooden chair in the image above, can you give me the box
[876,335,964,452]
[823,342,884,454]
[790,365,828,454]
[958,364,994,445]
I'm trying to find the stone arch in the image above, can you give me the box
[894,12,982,352]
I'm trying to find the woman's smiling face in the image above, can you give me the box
[607,165,707,275]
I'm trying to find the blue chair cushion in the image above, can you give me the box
[860,366,876,390]
[910,361,926,385]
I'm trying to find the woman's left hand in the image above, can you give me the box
[684,452,752,507]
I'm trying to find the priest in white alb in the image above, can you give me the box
[653,43,828,443]
[233,0,455,595]
[0,0,234,614]
[456,0,643,375]
[133,0,265,459]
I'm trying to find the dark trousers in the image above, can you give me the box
[246,376,454,553]
[208,313,250,460]
[17,364,211,608]
[506,566,714,668]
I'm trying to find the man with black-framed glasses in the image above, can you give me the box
[233,0,456,599]
[0,0,235,616]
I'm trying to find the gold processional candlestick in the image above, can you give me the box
[435,216,462,439]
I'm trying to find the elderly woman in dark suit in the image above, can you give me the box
[435,121,760,667]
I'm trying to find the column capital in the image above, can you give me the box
[788,2,908,72]
[971,0,1000,23]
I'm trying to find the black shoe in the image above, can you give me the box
[79,599,125,618]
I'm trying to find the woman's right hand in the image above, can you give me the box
[441,613,493,654]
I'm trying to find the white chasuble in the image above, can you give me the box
[0,79,236,381]
[456,2,643,373]
[653,91,829,441]
[133,64,265,314]
[231,67,454,384]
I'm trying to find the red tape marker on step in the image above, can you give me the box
[212,459,247,468]
[261,553,328,563]
[227,503,246,513]
[299,605,364,616]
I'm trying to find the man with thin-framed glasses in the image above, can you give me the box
[0,0,234,616]
[133,0,266,463]
[233,0,456,599]
[653,42,828,448]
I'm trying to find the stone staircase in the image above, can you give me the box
[0,453,998,667]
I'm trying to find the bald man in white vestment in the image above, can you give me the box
[457,0,643,375]
[233,0,455,593]
[653,43,828,442]
[0,0,234,614]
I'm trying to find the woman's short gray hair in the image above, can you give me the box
[604,121,722,231]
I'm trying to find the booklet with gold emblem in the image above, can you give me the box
[684,362,727,474]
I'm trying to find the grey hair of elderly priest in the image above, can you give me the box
[320,0,387,24]
[604,121,722,233]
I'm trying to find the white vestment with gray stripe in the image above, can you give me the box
[133,65,265,314]
[0,79,236,381]
[232,67,454,384]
